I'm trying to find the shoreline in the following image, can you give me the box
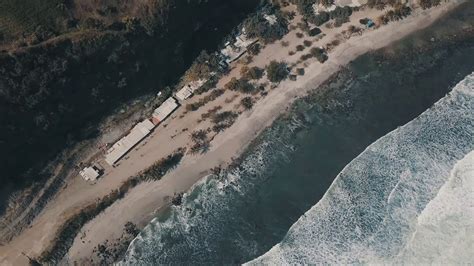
[0,1,466,264]
[71,1,465,262]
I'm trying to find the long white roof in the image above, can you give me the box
[105,119,155,166]
[176,86,193,101]
[175,80,206,101]
[153,97,178,122]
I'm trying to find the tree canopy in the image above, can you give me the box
[266,60,288,82]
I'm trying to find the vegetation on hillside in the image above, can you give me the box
[0,0,259,212]
[242,6,289,44]
[0,0,67,45]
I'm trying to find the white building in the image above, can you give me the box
[80,166,101,181]
[105,119,156,166]
[175,79,206,101]
[313,0,365,15]
[264,14,278,25]
[152,97,179,123]
[176,86,193,101]
[220,29,258,64]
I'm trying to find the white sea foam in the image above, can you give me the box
[393,151,474,264]
[121,121,301,264]
[248,73,474,265]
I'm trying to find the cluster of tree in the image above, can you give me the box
[299,47,328,62]
[211,111,239,132]
[289,0,352,26]
[377,5,412,25]
[326,39,341,50]
[367,0,404,10]
[419,0,441,9]
[310,47,328,63]
[171,193,184,206]
[124,222,140,236]
[225,77,257,93]
[200,106,222,121]
[300,53,313,61]
[240,66,264,80]
[92,220,141,264]
[266,60,289,82]
[185,88,225,112]
[247,43,261,55]
[290,0,318,21]
[134,148,186,182]
[243,6,289,44]
[316,6,352,26]
[190,129,210,154]
[184,51,221,82]
[241,97,254,110]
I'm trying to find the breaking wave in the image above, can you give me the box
[120,116,302,265]
[249,73,474,264]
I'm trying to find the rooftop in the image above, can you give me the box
[153,97,179,122]
[105,119,156,166]
[79,167,101,181]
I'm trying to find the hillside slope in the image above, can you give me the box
[0,0,258,212]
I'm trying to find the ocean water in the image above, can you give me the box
[122,4,474,265]
[249,73,474,265]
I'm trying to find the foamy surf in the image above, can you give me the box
[393,150,474,264]
[120,133,299,265]
[248,73,474,265]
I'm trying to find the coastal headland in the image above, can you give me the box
[0,0,467,264]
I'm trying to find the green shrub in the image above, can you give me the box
[241,66,264,80]
[225,77,256,93]
[243,11,289,44]
[419,0,441,9]
[309,11,330,26]
[190,130,210,154]
[310,47,328,63]
[185,88,224,111]
[300,53,313,61]
[266,61,288,83]
[247,43,261,55]
[241,97,254,110]
[211,111,238,132]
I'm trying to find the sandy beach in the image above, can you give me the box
[0,1,464,264]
